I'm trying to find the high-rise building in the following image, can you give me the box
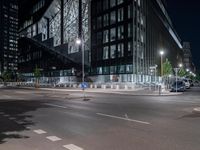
[183,42,196,72]
[0,0,18,75]
[18,0,184,83]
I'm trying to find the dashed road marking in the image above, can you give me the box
[9,117,16,120]
[33,129,47,134]
[96,113,151,125]
[0,112,5,114]
[46,136,62,142]
[44,103,68,109]
[3,114,10,117]
[63,144,84,150]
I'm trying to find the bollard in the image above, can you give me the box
[116,85,119,90]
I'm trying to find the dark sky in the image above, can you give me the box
[166,0,200,70]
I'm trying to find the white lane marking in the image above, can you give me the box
[96,113,151,125]
[44,103,68,109]
[193,107,200,112]
[15,121,25,124]
[9,117,16,120]
[63,144,84,150]
[33,129,47,134]
[0,112,5,114]
[3,114,10,117]
[46,136,62,142]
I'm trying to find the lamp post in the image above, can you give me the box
[76,38,85,88]
[159,50,164,79]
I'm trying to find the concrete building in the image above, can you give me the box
[18,0,184,84]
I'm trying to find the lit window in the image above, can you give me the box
[110,11,116,25]
[118,26,124,40]
[118,43,124,57]
[110,28,116,42]
[103,46,109,60]
[103,30,109,43]
[118,8,124,22]
[110,45,116,59]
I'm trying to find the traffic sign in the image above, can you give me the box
[81,82,88,89]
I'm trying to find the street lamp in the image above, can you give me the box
[76,38,85,87]
[76,38,81,45]
[179,63,183,68]
[159,50,164,77]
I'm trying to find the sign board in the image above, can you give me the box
[81,82,88,89]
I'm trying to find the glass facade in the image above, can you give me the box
[91,0,146,81]
[18,0,184,83]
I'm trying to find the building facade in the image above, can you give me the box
[18,0,183,84]
[90,0,183,83]
[0,0,18,75]
[182,42,196,72]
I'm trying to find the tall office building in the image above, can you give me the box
[0,0,18,75]
[18,0,183,83]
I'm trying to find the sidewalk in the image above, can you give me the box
[33,87,183,96]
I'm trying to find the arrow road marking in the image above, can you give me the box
[97,113,151,125]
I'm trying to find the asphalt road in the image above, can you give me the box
[0,87,200,150]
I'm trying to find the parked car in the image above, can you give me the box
[183,79,191,89]
[171,81,186,92]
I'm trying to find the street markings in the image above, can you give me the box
[3,114,10,117]
[9,117,16,120]
[33,129,47,134]
[96,113,151,125]
[46,136,62,142]
[44,103,68,109]
[63,144,84,150]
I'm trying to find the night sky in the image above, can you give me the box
[167,0,200,71]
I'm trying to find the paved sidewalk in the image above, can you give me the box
[31,87,183,96]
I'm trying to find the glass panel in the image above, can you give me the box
[103,0,109,10]
[118,43,124,57]
[103,66,109,74]
[110,66,117,74]
[103,30,109,43]
[103,14,109,27]
[117,0,123,5]
[110,0,116,8]
[126,65,133,73]
[118,25,124,40]
[103,46,109,60]
[110,28,116,42]
[128,41,133,56]
[118,8,124,22]
[118,65,125,73]
[110,45,116,59]
[97,16,102,29]
[128,23,133,38]
[110,11,116,25]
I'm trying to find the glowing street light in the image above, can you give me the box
[159,50,164,77]
[76,38,81,45]
[179,63,183,68]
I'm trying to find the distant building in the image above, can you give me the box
[18,0,183,83]
[182,42,195,72]
[0,0,18,75]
